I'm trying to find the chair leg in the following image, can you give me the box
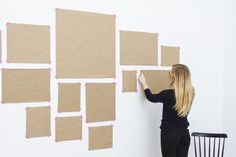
[193,136,198,157]
[199,137,201,157]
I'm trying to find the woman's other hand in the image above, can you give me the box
[138,72,148,90]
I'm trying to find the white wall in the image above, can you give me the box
[223,0,236,156]
[0,0,224,157]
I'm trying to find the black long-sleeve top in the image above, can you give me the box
[144,88,189,130]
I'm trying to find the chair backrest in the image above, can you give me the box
[191,132,227,157]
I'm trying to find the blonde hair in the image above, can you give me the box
[170,64,195,117]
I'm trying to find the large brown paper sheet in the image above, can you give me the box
[122,70,137,92]
[89,125,113,150]
[56,9,116,78]
[55,116,82,142]
[120,30,158,65]
[86,83,115,123]
[141,70,170,94]
[58,83,81,112]
[161,46,180,66]
[26,106,51,138]
[7,23,50,63]
[2,69,50,103]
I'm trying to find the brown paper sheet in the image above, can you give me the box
[122,70,137,92]
[161,46,180,66]
[89,125,113,150]
[2,69,50,103]
[141,70,170,93]
[55,116,82,142]
[26,106,51,138]
[120,30,158,65]
[86,83,115,123]
[56,9,116,78]
[58,83,80,112]
[7,23,50,63]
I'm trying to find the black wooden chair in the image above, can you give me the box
[191,132,227,157]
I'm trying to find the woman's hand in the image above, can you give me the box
[138,72,148,90]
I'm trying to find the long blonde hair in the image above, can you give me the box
[170,64,195,117]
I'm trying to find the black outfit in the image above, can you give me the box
[144,88,190,157]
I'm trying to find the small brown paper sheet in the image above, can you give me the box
[2,69,50,103]
[161,45,180,66]
[58,83,81,112]
[89,125,113,150]
[141,70,170,94]
[120,30,158,65]
[122,70,137,92]
[7,23,50,63]
[26,106,51,138]
[86,83,115,123]
[55,116,82,142]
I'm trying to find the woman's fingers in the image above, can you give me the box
[138,72,146,84]
[140,72,145,80]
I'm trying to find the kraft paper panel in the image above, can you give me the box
[86,83,115,123]
[55,116,82,142]
[89,125,113,150]
[141,70,170,94]
[120,30,158,65]
[56,9,116,78]
[161,46,180,66]
[58,83,81,112]
[122,70,137,92]
[2,69,50,103]
[0,31,2,61]
[26,106,51,138]
[7,23,50,63]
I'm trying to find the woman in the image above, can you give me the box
[138,64,195,157]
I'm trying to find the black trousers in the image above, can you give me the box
[161,128,190,157]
